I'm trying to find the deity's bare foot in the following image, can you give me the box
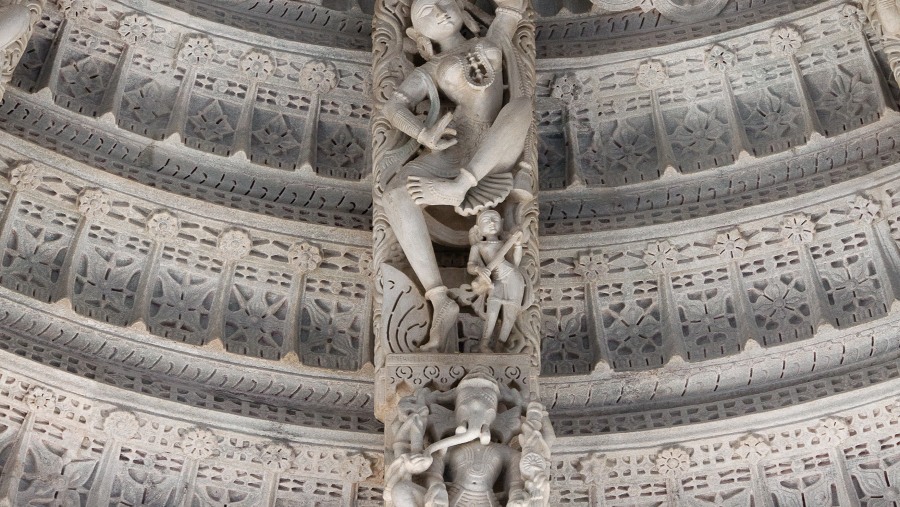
[420,287,459,352]
[407,171,475,207]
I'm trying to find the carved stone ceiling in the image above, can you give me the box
[0,0,900,504]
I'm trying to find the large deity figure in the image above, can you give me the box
[383,368,553,507]
[380,0,532,350]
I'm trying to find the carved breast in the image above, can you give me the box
[436,40,503,109]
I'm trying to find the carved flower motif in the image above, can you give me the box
[713,229,748,260]
[781,214,816,244]
[340,453,373,482]
[636,60,667,89]
[9,163,40,191]
[359,251,374,277]
[551,73,585,106]
[520,452,549,476]
[147,211,179,240]
[643,240,679,272]
[733,434,771,463]
[178,35,215,65]
[57,0,93,19]
[886,398,900,415]
[25,386,56,411]
[705,44,736,72]
[838,4,863,30]
[576,453,606,484]
[575,251,608,282]
[770,26,803,56]
[218,229,252,260]
[816,416,850,445]
[104,411,140,439]
[258,443,294,470]
[288,242,322,272]
[756,283,803,323]
[180,428,218,459]
[240,50,276,80]
[847,195,880,224]
[299,60,338,93]
[655,447,690,477]
[118,14,154,45]
[219,468,238,483]
[77,189,110,218]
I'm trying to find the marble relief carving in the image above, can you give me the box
[373,0,540,363]
[372,0,550,502]
[384,367,553,507]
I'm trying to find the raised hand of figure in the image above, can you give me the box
[402,453,434,474]
[507,488,529,507]
[417,112,457,151]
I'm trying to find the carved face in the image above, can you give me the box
[411,0,463,42]
[478,211,501,237]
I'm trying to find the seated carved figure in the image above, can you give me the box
[380,0,531,350]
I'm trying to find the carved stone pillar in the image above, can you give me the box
[863,0,900,87]
[370,0,550,503]
[0,0,43,101]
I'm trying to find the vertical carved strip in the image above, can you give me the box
[232,51,275,157]
[563,108,585,187]
[282,272,307,362]
[165,35,215,141]
[727,261,759,346]
[771,26,823,139]
[100,14,154,120]
[298,91,320,173]
[659,271,688,361]
[0,387,56,507]
[829,447,859,507]
[0,189,23,255]
[650,89,677,174]
[132,211,177,329]
[0,411,35,505]
[34,16,71,96]
[232,80,258,157]
[54,188,111,303]
[209,230,252,347]
[798,241,831,327]
[872,219,900,300]
[788,56,825,138]
[98,45,135,120]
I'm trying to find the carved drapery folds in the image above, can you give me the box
[0,0,43,100]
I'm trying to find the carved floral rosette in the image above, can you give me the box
[0,0,44,99]
[370,0,542,412]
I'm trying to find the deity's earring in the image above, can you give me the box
[406,27,435,60]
